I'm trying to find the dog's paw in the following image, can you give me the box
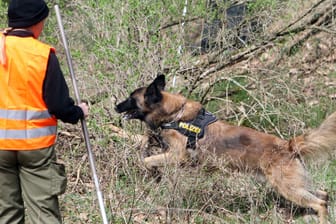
[302,214,319,223]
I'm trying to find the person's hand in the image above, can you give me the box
[78,102,89,118]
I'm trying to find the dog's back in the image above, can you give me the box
[197,120,287,170]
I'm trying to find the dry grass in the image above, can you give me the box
[51,0,336,223]
[2,0,336,223]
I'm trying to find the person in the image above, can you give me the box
[0,0,89,223]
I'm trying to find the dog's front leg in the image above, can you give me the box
[143,132,187,169]
[143,152,180,168]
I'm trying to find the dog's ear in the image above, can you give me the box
[145,79,163,105]
[153,73,166,91]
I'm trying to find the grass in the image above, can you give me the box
[1,0,336,223]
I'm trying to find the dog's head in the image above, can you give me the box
[115,74,166,122]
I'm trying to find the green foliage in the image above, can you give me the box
[205,76,250,111]
[247,0,279,13]
[0,1,8,28]
[1,0,336,223]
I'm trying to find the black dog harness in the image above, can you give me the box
[161,108,217,149]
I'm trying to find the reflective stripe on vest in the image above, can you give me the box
[0,35,57,150]
[0,109,52,120]
[0,109,56,139]
[0,126,57,139]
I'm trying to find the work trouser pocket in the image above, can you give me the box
[50,162,67,196]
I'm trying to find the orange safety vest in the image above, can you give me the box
[0,34,57,150]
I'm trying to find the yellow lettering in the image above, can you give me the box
[179,122,201,134]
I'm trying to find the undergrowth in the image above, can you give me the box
[1,0,336,223]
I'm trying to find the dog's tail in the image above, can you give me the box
[290,111,336,158]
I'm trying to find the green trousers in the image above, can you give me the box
[0,146,67,224]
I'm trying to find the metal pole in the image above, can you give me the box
[54,5,109,224]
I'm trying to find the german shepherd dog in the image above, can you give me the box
[115,74,336,224]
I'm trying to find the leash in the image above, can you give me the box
[54,5,109,224]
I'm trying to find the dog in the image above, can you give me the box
[115,74,336,224]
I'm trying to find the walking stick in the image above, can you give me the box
[54,5,109,224]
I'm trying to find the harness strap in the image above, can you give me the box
[161,108,217,149]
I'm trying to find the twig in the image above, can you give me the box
[121,207,246,223]
[277,0,328,34]
[309,25,336,34]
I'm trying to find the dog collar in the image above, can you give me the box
[161,108,217,149]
